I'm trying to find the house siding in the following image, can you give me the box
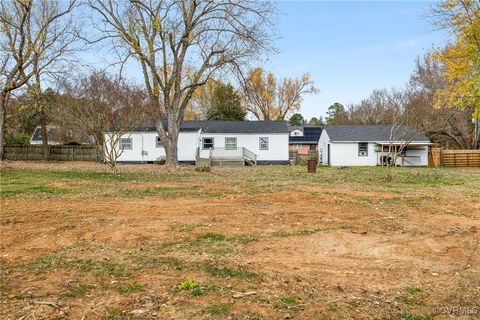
[108,131,200,163]
[108,131,288,163]
[318,130,429,166]
[329,142,377,166]
[198,133,288,162]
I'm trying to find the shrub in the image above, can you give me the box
[195,166,211,172]
[5,133,31,145]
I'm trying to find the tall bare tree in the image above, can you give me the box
[0,0,79,160]
[51,71,147,165]
[88,0,275,165]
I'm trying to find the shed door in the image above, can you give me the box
[327,144,330,165]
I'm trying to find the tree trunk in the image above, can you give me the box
[0,92,7,161]
[157,112,180,166]
[164,134,179,166]
[40,111,49,160]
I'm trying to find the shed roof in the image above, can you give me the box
[324,125,430,142]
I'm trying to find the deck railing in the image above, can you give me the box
[242,147,257,164]
[201,147,257,165]
[210,147,244,159]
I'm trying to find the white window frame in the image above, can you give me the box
[225,137,237,150]
[156,136,163,148]
[259,137,269,150]
[358,142,368,156]
[120,138,132,150]
[202,137,214,150]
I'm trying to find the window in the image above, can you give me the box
[290,130,303,137]
[358,142,368,156]
[202,137,214,150]
[225,137,237,150]
[120,138,132,150]
[156,136,163,148]
[259,137,269,150]
[293,144,302,150]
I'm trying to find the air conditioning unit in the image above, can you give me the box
[359,151,368,156]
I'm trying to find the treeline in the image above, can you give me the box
[4,66,318,143]
[324,53,479,149]
[1,0,478,166]
[323,0,480,149]
[1,1,320,165]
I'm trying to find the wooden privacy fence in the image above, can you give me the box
[430,148,480,167]
[442,149,480,167]
[5,145,98,161]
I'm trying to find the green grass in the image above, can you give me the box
[278,296,303,310]
[177,279,218,296]
[269,228,323,238]
[203,303,232,316]
[405,286,423,294]
[400,312,434,320]
[199,232,226,241]
[60,283,96,298]
[22,254,128,277]
[103,308,144,320]
[2,166,479,200]
[116,282,142,293]
[0,183,69,197]
[200,263,257,279]
[120,185,203,198]
[178,279,199,290]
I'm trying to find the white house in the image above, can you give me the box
[108,121,289,165]
[318,125,432,166]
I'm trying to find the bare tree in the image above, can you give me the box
[0,0,79,160]
[88,0,275,166]
[103,106,141,174]
[242,67,318,121]
[51,71,147,169]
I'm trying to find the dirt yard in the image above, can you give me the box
[1,162,479,320]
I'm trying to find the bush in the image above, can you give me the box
[5,133,31,145]
[156,157,166,165]
[195,166,211,172]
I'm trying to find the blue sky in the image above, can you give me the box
[265,0,449,119]
[81,1,448,120]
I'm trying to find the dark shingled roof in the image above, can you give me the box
[324,125,430,142]
[31,126,59,141]
[134,121,288,134]
[289,126,322,144]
